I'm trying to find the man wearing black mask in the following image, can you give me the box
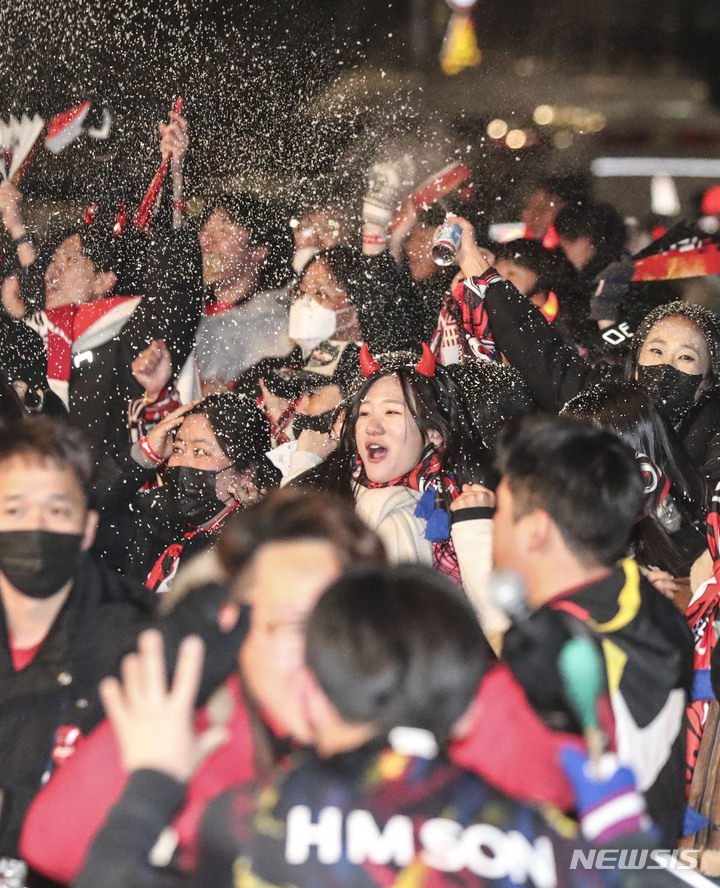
[93,392,278,594]
[0,417,154,873]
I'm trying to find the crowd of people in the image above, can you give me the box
[1,104,720,887]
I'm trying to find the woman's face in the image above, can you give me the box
[355,375,432,484]
[198,208,253,287]
[294,257,361,343]
[636,316,711,379]
[298,258,350,312]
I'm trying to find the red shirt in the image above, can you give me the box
[10,639,43,671]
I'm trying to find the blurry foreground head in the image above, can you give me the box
[305,563,492,752]
[218,488,386,743]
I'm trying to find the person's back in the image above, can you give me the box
[199,734,598,888]
[196,564,665,888]
[492,414,694,844]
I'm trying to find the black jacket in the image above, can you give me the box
[503,560,694,845]
[0,555,154,858]
[68,228,205,460]
[92,448,228,589]
[482,274,720,487]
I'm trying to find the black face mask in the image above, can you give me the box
[292,410,335,436]
[636,363,704,426]
[164,465,232,527]
[0,530,84,599]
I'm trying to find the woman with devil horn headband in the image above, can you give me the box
[290,342,504,634]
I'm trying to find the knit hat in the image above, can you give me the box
[631,301,720,381]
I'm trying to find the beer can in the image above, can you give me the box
[431,220,462,266]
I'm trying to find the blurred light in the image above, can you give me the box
[586,113,607,133]
[591,157,720,177]
[289,217,300,228]
[506,129,527,150]
[553,130,574,149]
[533,104,554,126]
[650,175,681,217]
[515,57,536,77]
[487,119,508,139]
[489,222,526,242]
[699,216,720,234]
[702,185,720,215]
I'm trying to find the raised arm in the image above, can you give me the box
[453,217,609,411]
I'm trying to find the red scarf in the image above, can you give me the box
[352,446,453,493]
[684,482,720,792]
[431,270,503,364]
[255,394,301,446]
[146,502,238,594]
[127,385,183,443]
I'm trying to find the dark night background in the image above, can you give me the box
[0,0,718,218]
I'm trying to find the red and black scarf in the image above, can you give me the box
[353,447,461,582]
[146,502,239,595]
[685,482,720,793]
[431,270,503,364]
[255,393,301,446]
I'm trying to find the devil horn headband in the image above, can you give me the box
[359,342,436,379]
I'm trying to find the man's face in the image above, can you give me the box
[238,540,343,743]
[494,259,538,298]
[198,208,254,287]
[0,455,94,542]
[557,235,594,272]
[522,189,562,240]
[44,235,103,309]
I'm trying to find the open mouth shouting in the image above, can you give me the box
[365,442,388,463]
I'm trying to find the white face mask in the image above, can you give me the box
[288,295,337,355]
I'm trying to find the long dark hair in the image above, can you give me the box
[340,361,494,488]
[562,381,705,573]
[295,356,495,503]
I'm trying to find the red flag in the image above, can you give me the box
[45,102,92,154]
[134,97,183,231]
[632,238,720,282]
